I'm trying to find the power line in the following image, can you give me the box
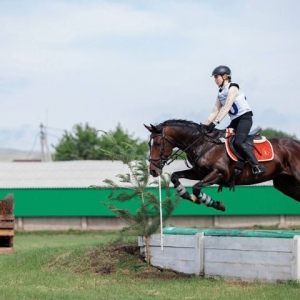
[26,132,39,159]
[46,133,61,139]
[44,126,65,132]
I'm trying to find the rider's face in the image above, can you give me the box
[214,75,223,86]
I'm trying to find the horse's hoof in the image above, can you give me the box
[212,201,226,212]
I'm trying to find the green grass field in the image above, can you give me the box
[0,230,299,300]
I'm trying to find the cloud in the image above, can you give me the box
[0,125,38,150]
[0,0,299,150]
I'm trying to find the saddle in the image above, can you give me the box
[224,128,274,162]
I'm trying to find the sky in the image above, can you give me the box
[1,0,300,153]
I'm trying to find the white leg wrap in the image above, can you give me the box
[199,192,211,206]
[175,184,187,196]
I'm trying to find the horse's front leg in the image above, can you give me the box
[171,168,226,212]
[170,169,201,202]
[192,169,226,211]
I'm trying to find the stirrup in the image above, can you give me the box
[252,165,266,176]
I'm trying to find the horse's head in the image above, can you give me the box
[144,124,175,177]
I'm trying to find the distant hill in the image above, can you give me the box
[0,148,43,162]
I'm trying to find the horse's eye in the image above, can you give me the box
[150,139,160,147]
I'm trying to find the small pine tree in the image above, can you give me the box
[91,131,180,264]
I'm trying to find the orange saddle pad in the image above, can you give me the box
[225,128,274,162]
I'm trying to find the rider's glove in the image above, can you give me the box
[207,122,216,132]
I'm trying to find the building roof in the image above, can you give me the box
[0,160,195,188]
[0,160,272,189]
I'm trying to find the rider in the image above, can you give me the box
[204,65,267,177]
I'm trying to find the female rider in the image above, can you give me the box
[204,65,266,177]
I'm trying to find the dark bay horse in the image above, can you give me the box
[145,119,300,212]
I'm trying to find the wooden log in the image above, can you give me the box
[0,195,14,215]
[0,229,14,236]
[0,215,14,230]
[0,222,14,229]
[0,215,14,221]
[0,247,14,254]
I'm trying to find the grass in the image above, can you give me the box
[14,230,117,251]
[0,230,299,299]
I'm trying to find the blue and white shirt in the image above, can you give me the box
[206,82,252,124]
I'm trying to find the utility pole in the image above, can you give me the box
[40,123,52,162]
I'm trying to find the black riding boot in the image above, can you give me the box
[240,143,267,176]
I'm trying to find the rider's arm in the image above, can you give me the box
[204,97,221,125]
[214,86,239,124]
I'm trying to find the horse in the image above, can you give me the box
[144,119,300,212]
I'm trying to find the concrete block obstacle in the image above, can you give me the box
[139,227,300,282]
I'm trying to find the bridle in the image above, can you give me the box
[148,124,224,170]
[148,128,176,170]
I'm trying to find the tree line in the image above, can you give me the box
[52,123,148,161]
[52,123,298,161]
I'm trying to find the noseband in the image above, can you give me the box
[148,128,175,170]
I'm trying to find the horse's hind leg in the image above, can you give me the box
[273,175,300,201]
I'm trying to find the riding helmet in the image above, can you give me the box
[211,65,231,77]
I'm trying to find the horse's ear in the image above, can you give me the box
[144,124,159,133]
[144,124,153,132]
[150,124,160,133]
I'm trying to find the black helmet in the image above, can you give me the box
[211,65,231,77]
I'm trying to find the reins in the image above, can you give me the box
[198,124,225,145]
[165,135,202,168]
[149,124,223,170]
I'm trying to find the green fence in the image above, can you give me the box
[0,186,300,217]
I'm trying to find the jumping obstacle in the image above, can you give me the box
[138,227,300,282]
[0,195,14,254]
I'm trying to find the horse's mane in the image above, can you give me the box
[157,119,225,137]
[159,119,199,129]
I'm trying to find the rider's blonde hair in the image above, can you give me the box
[222,74,231,82]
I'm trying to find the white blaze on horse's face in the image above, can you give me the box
[148,136,164,176]
[150,136,163,159]
[148,134,174,177]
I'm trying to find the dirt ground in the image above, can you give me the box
[80,242,192,279]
